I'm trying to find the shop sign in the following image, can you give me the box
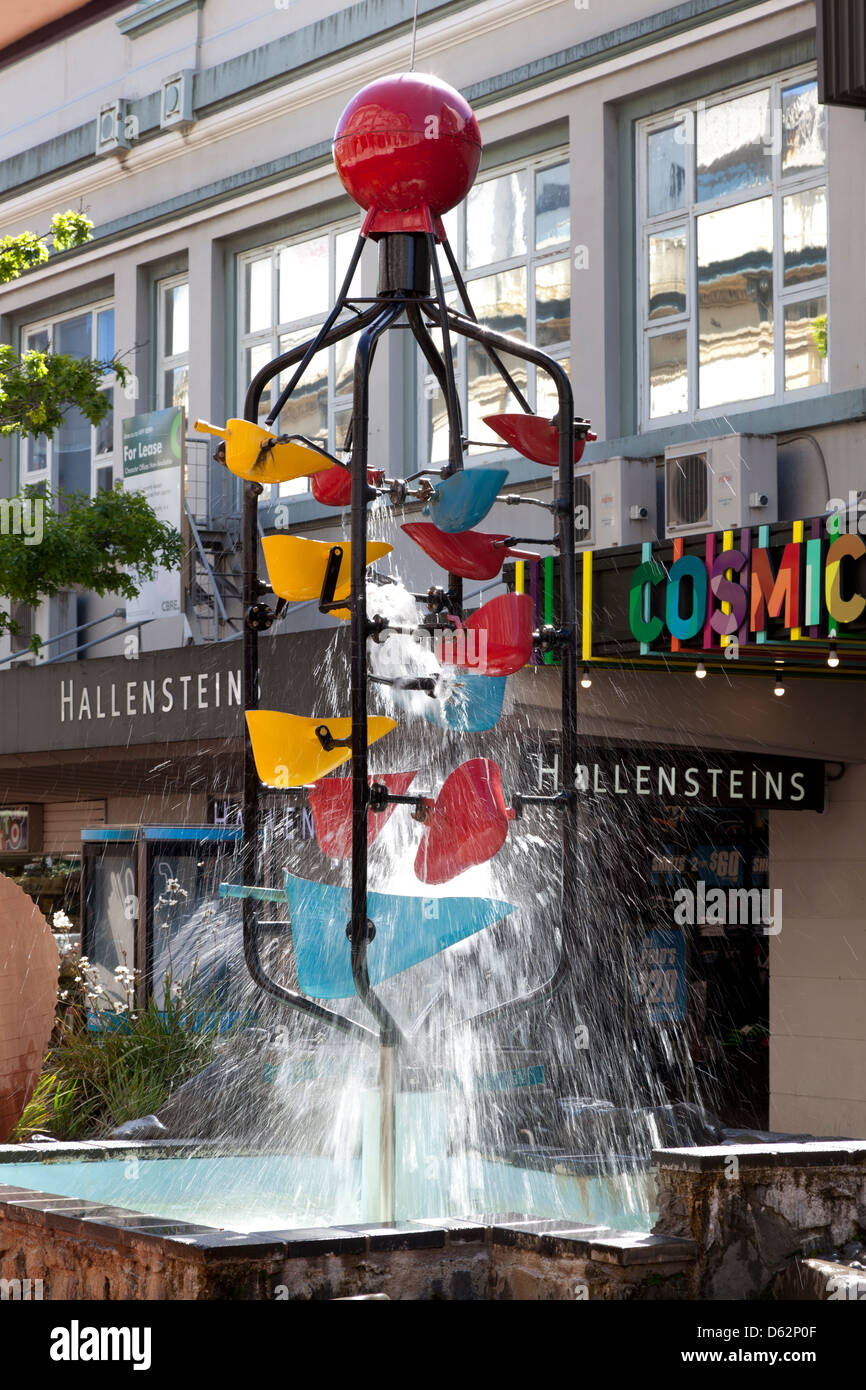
[122,408,184,624]
[634,929,686,1022]
[0,808,28,853]
[627,518,866,650]
[530,745,824,811]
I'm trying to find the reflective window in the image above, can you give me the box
[784,297,827,391]
[650,332,688,419]
[647,124,687,216]
[698,199,774,407]
[639,69,828,423]
[239,227,373,498]
[157,275,189,412]
[535,259,570,349]
[466,170,528,268]
[20,303,116,494]
[535,162,570,249]
[648,229,687,320]
[279,235,329,323]
[782,80,826,176]
[421,152,571,464]
[783,185,827,288]
[696,90,772,202]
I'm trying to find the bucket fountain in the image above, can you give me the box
[200,70,590,1226]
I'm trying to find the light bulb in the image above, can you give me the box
[580,668,592,689]
[695,662,707,680]
[773,677,785,697]
[827,644,839,668]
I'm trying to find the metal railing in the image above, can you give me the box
[0,607,151,669]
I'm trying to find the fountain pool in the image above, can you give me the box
[0,1151,656,1235]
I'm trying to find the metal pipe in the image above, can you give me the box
[350,300,406,1048]
[0,607,127,667]
[379,1041,397,1222]
[42,618,155,664]
[420,304,579,1031]
[426,235,464,479]
[265,233,367,427]
[438,236,533,415]
[242,322,380,1044]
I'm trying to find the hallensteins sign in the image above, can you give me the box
[530,744,825,812]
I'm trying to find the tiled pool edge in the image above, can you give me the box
[0,1140,696,1300]
[5,1139,863,1298]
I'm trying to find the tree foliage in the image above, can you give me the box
[0,210,94,285]
[0,345,129,437]
[0,209,179,648]
[0,486,185,647]
[0,209,129,434]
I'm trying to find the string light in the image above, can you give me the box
[827,643,839,668]
[773,669,786,697]
[695,662,707,680]
[580,668,592,689]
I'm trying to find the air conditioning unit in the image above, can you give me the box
[95,100,130,156]
[573,456,657,551]
[664,435,777,538]
[160,71,195,130]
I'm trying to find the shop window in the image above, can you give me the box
[20,302,117,496]
[237,225,366,499]
[638,69,828,426]
[419,152,571,467]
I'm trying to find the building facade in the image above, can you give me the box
[1,0,865,1134]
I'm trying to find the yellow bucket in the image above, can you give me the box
[193,418,335,485]
[261,536,392,619]
[246,711,397,787]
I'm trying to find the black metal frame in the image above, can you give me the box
[239,229,579,1054]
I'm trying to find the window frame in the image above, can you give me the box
[19,299,116,497]
[236,222,363,499]
[156,273,190,412]
[636,64,830,431]
[419,147,572,470]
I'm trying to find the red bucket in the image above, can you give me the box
[436,593,534,677]
[402,522,537,581]
[312,464,385,507]
[483,413,596,467]
[308,771,417,859]
[414,758,514,885]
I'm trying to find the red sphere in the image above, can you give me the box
[333,73,481,227]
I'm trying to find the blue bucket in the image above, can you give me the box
[423,672,506,732]
[424,466,507,533]
[283,871,515,999]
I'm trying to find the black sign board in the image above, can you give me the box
[528,744,825,812]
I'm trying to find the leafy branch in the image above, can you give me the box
[0,485,185,647]
[0,210,94,285]
[0,345,128,438]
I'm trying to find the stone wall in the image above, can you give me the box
[653,1141,866,1300]
[0,1174,697,1301]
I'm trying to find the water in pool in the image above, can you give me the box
[0,1154,656,1234]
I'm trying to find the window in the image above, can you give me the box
[157,275,189,410]
[420,153,571,467]
[237,226,365,497]
[20,302,116,495]
[638,70,828,426]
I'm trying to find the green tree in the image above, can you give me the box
[0,210,129,436]
[0,486,185,648]
[0,210,183,648]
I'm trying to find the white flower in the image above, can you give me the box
[53,910,73,929]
